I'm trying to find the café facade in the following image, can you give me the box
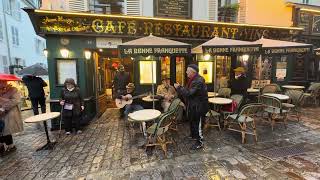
[25,9,313,127]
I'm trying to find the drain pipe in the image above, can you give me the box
[2,3,12,71]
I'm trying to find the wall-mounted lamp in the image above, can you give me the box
[204,54,211,61]
[43,48,48,58]
[60,48,69,58]
[146,55,151,60]
[84,49,92,60]
[242,54,250,62]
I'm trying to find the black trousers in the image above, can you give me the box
[188,110,205,141]
[63,115,80,132]
[30,97,46,115]
[0,135,13,145]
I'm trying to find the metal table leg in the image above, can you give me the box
[36,120,57,151]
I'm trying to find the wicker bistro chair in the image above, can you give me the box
[283,89,304,121]
[303,83,320,107]
[145,109,176,157]
[205,107,221,131]
[260,95,289,131]
[224,103,265,144]
[261,84,281,94]
[167,98,183,131]
[217,87,231,98]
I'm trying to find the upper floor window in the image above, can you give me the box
[89,0,124,14]
[4,0,21,20]
[11,26,19,46]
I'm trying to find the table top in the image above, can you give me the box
[24,112,60,123]
[282,85,305,89]
[208,97,233,105]
[128,109,161,122]
[247,88,260,93]
[208,92,219,97]
[142,96,159,102]
[263,93,290,100]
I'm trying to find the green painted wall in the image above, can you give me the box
[46,36,97,128]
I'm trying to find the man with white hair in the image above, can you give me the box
[174,64,208,150]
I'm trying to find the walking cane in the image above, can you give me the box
[58,105,63,139]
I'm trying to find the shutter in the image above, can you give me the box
[238,0,247,23]
[69,0,89,12]
[125,0,141,16]
[208,0,218,21]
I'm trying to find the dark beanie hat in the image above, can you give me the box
[188,64,199,73]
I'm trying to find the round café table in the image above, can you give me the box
[208,97,233,128]
[263,93,290,101]
[24,112,60,151]
[208,92,219,97]
[208,97,233,105]
[247,88,260,93]
[128,109,161,137]
[282,85,305,90]
[142,96,160,102]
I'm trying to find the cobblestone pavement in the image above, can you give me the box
[0,107,320,180]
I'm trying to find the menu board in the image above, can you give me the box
[57,59,77,85]
[154,0,192,19]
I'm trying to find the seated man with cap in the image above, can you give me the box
[229,67,250,99]
[156,77,177,112]
[118,83,144,121]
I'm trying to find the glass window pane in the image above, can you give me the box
[198,61,213,83]
[140,61,156,84]
[176,57,185,86]
[161,56,170,79]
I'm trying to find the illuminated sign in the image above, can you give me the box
[263,47,312,55]
[119,47,190,56]
[36,14,300,41]
[203,45,261,55]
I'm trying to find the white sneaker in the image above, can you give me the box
[77,130,82,134]
[65,132,71,135]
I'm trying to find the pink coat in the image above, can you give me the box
[0,86,23,135]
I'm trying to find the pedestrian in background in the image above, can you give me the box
[60,78,84,135]
[174,64,208,150]
[22,75,47,115]
[0,80,23,156]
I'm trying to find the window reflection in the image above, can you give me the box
[198,61,213,83]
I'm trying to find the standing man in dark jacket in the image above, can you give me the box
[230,67,249,100]
[174,64,208,150]
[113,65,130,97]
[22,75,47,115]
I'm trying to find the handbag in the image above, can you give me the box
[222,100,238,112]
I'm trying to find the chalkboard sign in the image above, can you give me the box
[154,0,192,19]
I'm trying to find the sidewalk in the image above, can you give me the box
[0,107,320,179]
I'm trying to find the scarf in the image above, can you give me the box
[187,74,198,89]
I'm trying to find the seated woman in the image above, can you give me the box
[156,77,177,112]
